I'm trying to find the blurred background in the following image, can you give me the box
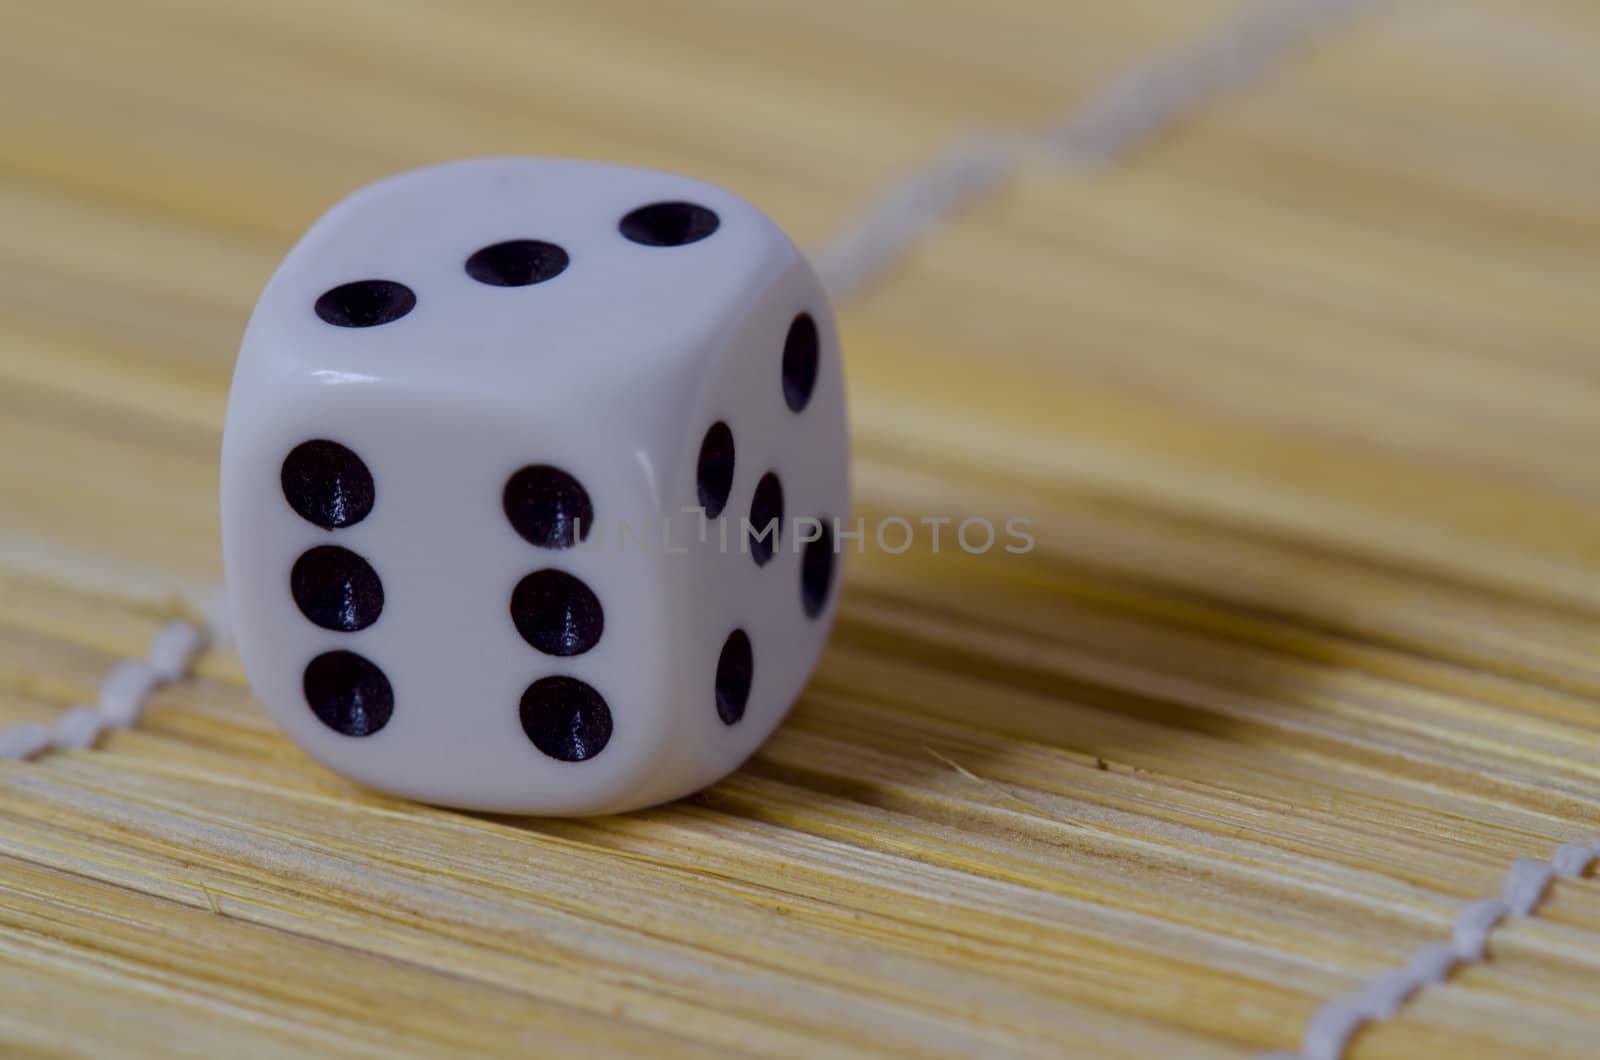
[2,1,1599,1057]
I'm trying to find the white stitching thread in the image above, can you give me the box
[0,590,229,761]
[1263,841,1600,1060]
[815,0,1382,298]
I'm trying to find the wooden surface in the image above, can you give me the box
[3,1,1599,1056]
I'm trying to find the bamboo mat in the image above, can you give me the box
[3,0,1599,1056]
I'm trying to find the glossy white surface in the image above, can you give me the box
[221,158,848,814]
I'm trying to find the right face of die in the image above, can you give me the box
[220,158,845,815]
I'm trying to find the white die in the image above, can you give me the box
[220,158,848,815]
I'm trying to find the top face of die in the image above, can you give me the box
[247,158,799,398]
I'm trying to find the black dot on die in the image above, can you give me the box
[511,569,604,656]
[747,472,783,567]
[520,676,613,762]
[619,201,720,247]
[715,629,754,726]
[465,240,569,287]
[281,440,375,529]
[291,546,384,632]
[696,422,736,517]
[782,313,820,413]
[801,519,836,619]
[314,279,416,328]
[303,650,393,737]
[504,465,593,549]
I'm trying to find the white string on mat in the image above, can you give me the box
[815,0,1383,299]
[1263,839,1600,1060]
[0,619,210,761]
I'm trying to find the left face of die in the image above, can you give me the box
[221,370,677,813]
